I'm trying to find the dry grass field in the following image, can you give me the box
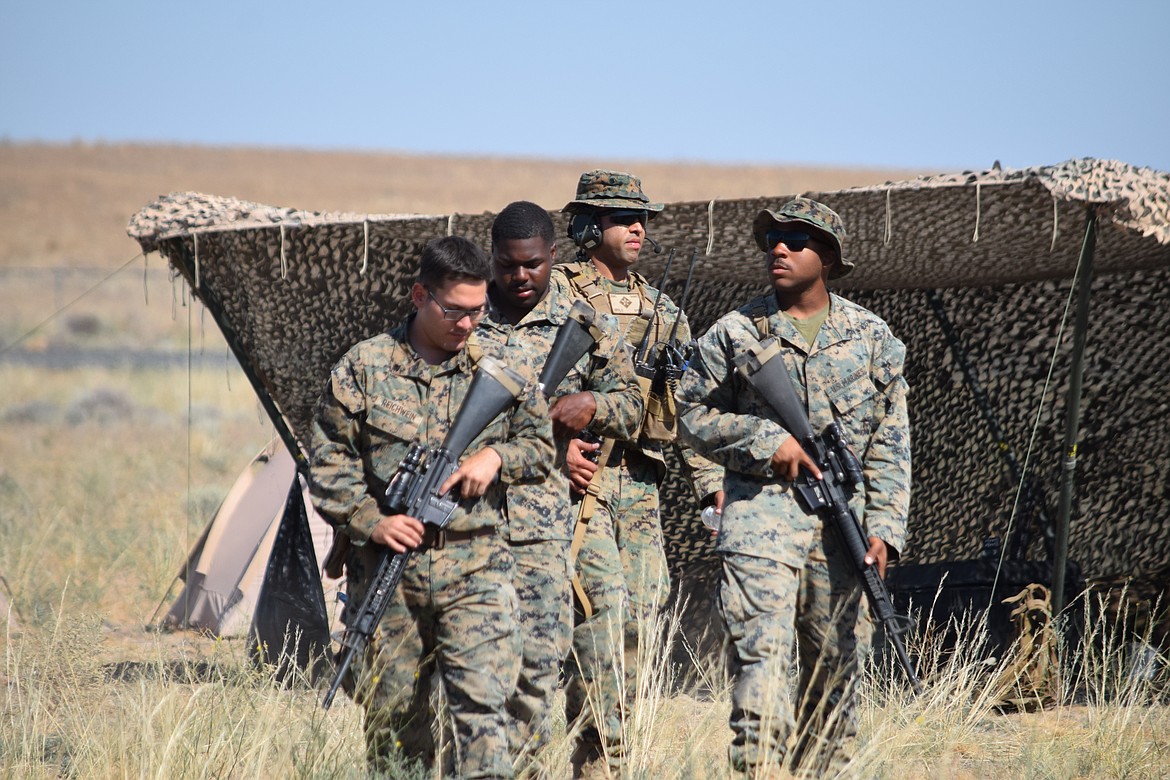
[2,143,1167,778]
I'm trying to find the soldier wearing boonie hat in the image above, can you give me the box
[751,196,855,279]
[677,196,910,775]
[563,169,665,215]
[553,169,723,776]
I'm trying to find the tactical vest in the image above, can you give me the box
[557,260,677,443]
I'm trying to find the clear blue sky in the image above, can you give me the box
[3,0,1167,173]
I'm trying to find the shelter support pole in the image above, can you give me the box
[1052,207,1097,615]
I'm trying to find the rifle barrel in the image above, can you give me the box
[665,250,700,346]
[635,249,675,366]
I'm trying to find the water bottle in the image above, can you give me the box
[701,505,720,532]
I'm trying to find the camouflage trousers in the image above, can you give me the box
[349,531,521,780]
[565,454,668,766]
[719,542,872,777]
[505,537,573,760]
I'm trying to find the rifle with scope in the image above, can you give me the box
[732,337,923,695]
[321,355,527,709]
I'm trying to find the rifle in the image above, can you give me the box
[732,337,923,695]
[321,355,528,709]
[633,249,676,380]
[537,299,602,399]
[657,249,700,382]
[538,298,606,473]
[634,249,700,385]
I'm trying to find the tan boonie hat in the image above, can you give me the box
[563,169,664,215]
[752,196,855,279]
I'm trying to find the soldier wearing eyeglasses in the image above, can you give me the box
[676,198,911,775]
[553,170,723,775]
[308,235,554,779]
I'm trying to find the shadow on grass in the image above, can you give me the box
[101,658,230,684]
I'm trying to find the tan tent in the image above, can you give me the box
[159,439,344,640]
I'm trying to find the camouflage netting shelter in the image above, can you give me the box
[129,157,1170,649]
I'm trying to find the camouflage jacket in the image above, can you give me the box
[308,317,554,542]
[676,292,910,568]
[478,274,644,542]
[552,260,723,498]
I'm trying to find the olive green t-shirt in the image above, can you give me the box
[783,302,830,349]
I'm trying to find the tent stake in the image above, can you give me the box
[1052,207,1097,615]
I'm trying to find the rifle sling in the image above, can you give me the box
[569,436,617,619]
[423,524,495,551]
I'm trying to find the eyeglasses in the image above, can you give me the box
[763,229,813,252]
[606,210,649,227]
[427,289,488,322]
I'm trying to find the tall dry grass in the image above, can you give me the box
[0,362,274,628]
[4,568,1168,778]
[3,402,1169,775]
[2,325,1167,778]
[2,611,365,778]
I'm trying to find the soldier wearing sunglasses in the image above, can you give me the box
[554,170,723,776]
[676,198,911,775]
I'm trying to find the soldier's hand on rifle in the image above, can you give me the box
[441,447,503,499]
[550,392,597,436]
[770,436,822,482]
[566,437,600,494]
[865,536,890,578]
[371,513,425,553]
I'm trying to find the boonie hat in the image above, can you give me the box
[563,169,664,216]
[752,197,854,279]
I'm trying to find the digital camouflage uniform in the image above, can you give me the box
[677,290,910,775]
[553,258,723,766]
[308,318,554,780]
[476,274,643,759]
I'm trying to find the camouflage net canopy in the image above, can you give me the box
[129,157,1170,621]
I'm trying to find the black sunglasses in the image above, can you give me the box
[763,229,813,252]
[606,210,649,227]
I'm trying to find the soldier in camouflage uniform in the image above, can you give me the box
[308,236,554,779]
[476,201,644,765]
[676,198,910,776]
[555,170,724,774]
